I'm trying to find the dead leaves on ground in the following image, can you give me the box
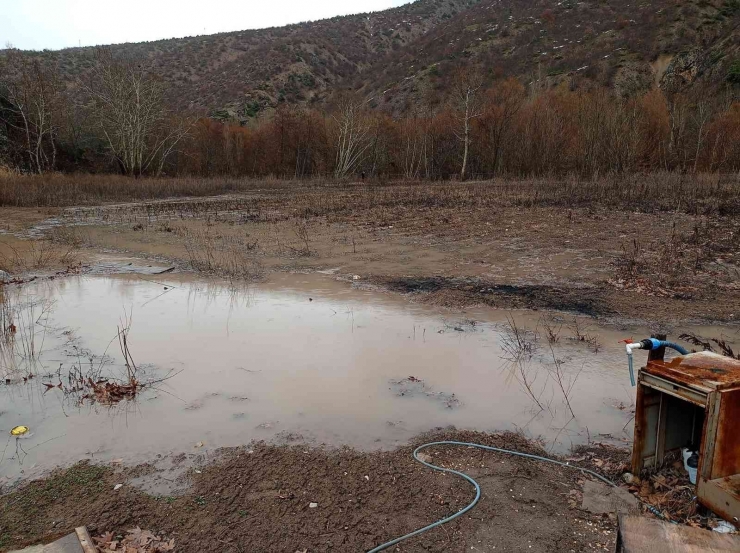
[607,276,698,299]
[568,447,629,479]
[84,378,140,405]
[626,465,697,523]
[574,446,698,523]
[94,528,174,552]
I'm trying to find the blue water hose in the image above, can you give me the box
[367,441,623,553]
[647,339,689,356]
[627,339,689,387]
[372,341,693,551]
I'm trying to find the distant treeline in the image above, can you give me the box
[2,48,740,179]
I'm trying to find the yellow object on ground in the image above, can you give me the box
[10,426,29,436]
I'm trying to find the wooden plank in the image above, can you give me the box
[631,382,647,474]
[617,515,740,552]
[9,530,91,553]
[701,391,722,481]
[655,392,668,467]
[698,477,740,527]
[13,533,85,553]
[73,528,95,553]
[640,373,708,406]
[711,388,740,478]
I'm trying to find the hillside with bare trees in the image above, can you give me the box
[1,0,740,177]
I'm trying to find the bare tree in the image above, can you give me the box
[0,48,62,173]
[333,96,371,178]
[366,112,394,177]
[400,114,427,179]
[666,93,690,170]
[294,108,323,178]
[83,48,190,176]
[690,88,714,173]
[608,98,642,173]
[705,90,738,172]
[480,78,525,175]
[452,69,483,179]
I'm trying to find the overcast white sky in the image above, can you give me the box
[2,0,413,51]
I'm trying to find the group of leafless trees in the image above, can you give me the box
[0,47,189,176]
[181,73,740,179]
[2,52,740,179]
[0,50,61,174]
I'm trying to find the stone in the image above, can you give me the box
[622,472,640,486]
[581,480,640,515]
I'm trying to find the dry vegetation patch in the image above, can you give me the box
[1,175,739,322]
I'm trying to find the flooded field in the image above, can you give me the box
[0,270,730,485]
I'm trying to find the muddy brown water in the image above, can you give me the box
[0,270,733,486]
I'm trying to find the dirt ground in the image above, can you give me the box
[2,184,740,325]
[0,430,624,553]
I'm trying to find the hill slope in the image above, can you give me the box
[357,0,740,113]
[5,0,740,118]
[22,0,480,119]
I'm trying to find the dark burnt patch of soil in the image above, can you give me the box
[0,430,622,552]
[375,276,610,318]
[372,275,740,325]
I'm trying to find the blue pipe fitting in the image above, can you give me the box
[640,339,689,356]
[626,338,688,388]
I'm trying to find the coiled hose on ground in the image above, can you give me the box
[368,440,668,553]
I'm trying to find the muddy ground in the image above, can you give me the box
[2,184,740,325]
[1,182,738,551]
[0,430,623,553]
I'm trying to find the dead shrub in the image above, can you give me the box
[679,333,740,360]
[182,227,263,280]
[0,239,79,274]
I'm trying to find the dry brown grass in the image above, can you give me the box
[2,173,739,216]
[0,287,17,378]
[610,216,740,299]
[0,287,55,379]
[181,226,263,280]
[0,173,289,207]
[0,286,12,348]
[0,238,79,274]
[0,165,19,178]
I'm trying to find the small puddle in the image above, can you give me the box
[0,271,731,486]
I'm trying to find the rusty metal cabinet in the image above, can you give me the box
[632,351,740,524]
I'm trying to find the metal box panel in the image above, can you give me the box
[712,388,740,479]
[633,353,740,523]
[644,352,740,393]
[697,475,740,525]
